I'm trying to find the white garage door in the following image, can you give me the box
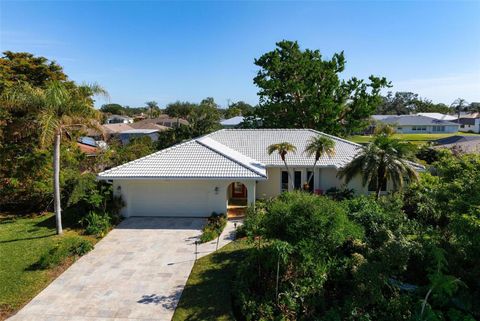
[119,179,228,217]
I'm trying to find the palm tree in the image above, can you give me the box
[145,101,158,119]
[267,142,297,189]
[304,135,335,189]
[1,81,108,234]
[338,134,418,199]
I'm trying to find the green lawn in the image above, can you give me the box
[349,132,480,145]
[0,213,95,319]
[173,239,252,321]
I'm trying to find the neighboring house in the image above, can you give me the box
[375,115,459,134]
[129,122,169,131]
[433,135,480,153]
[416,113,457,121]
[135,115,189,128]
[98,129,424,217]
[220,116,245,128]
[105,115,134,124]
[101,123,134,140]
[455,114,480,133]
[118,129,160,145]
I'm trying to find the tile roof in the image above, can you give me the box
[97,139,267,180]
[98,129,424,179]
[416,113,457,121]
[204,129,362,167]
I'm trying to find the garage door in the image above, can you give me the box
[121,179,227,217]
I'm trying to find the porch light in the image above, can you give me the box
[214,186,219,194]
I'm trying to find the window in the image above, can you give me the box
[307,171,314,193]
[433,126,445,132]
[412,126,426,131]
[281,171,289,192]
[294,171,302,190]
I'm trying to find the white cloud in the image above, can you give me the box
[390,73,480,104]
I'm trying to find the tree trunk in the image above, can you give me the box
[308,159,318,192]
[283,160,295,190]
[53,131,63,235]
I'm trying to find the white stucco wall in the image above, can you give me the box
[113,179,256,217]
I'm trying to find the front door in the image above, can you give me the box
[232,182,247,198]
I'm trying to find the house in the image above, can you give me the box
[97,129,424,218]
[118,129,161,145]
[134,115,189,128]
[374,115,459,134]
[416,113,457,121]
[220,116,245,128]
[455,113,480,133]
[105,115,134,124]
[433,135,480,153]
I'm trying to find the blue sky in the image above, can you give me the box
[1,1,479,108]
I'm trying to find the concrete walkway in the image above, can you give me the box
[9,217,240,321]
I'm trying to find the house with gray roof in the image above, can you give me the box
[98,129,423,218]
[375,115,459,134]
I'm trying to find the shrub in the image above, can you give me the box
[35,236,93,269]
[80,211,111,237]
[325,186,355,201]
[199,212,227,243]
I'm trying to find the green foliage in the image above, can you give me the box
[376,91,452,115]
[34,236,93,269]
[325,186,355,201]
[80,211,111,237]
[339,133,418,198]
[199,212,227,243]
[100,103,124,115]
[223,101,254,119]
[251,40,389,136]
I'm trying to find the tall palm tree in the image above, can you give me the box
[1,81,108,234]
[267,142,297,189]
[338,134,418,199]
[304,135,335,188]
[145,101,158,119]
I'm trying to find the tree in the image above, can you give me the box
[267,142,297,189]
[304,135,335,188]
[189,98,221,136]
[1,81,108,234]
[252,40,389,136]
[451,98,469,118]
[224,101,254,119]
[145,101,159,118]
[100,103,124,115]
[0,51,67,94]
[376,91,419,115]
[338,134,418,199]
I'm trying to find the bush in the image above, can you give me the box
[35,236,93,269]
[325,185,355,201]
[199,212,227,243]
[80,211,112,237]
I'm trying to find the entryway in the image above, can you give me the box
[227,182,248,219]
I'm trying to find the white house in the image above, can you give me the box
[456,115,480,133]
[374,115,459,134]
[105,115,134,124]
[98,129,423,217]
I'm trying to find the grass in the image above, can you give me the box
[0,213,96,320]
[349,132,480,145]
[172,239,252,321]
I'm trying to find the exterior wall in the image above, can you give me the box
[256,167,281,198]
[458,119,480,133]
[395,125,458,134]
[113,179,256,217]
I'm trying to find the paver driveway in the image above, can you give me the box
[9,217,207,321]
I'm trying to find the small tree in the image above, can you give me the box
[304,135,335,189]
[267,142,297,189]
[338,134,418,199]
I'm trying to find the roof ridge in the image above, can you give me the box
[196,137,267,178]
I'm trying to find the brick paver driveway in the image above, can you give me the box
[9,217,206,321]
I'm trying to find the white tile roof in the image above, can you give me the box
[204,129,362,167]
[98,129,423,179]
[97,139,267,180]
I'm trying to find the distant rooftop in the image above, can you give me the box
[375,115,459,126]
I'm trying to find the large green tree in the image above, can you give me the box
[251,41,389,136]
[1,81,107,234]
